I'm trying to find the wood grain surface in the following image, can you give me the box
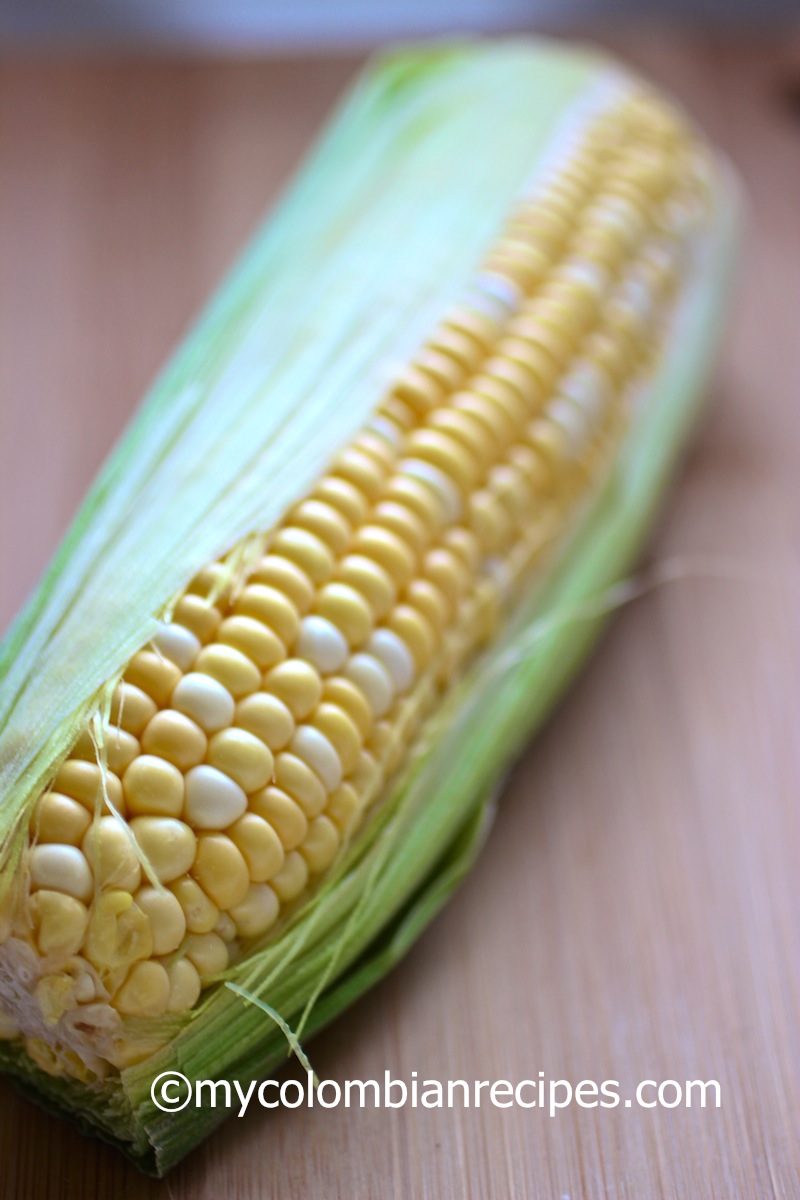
[1,36,798,1199]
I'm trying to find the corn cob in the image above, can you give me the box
[0,41,739,1170]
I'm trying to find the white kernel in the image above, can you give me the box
[291,726,343,793]
[560,364,611,421]
[616,275,655,322]
[560,257,609,295]
[366,629,415,694]
[343,653,395,718]
[184,765,248,829]
[546,398,588,456]
[172,672,234,733]
[29,844,93,903]
[296,616,349,675]
[472,271,522,314]
[397,459,462,523]
[153,622,201,671]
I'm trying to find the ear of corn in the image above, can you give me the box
[0,40,739,1172]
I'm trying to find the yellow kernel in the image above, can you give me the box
[326,783,362,835]
[122,755,184,818]
[29,890,89,959]
[134,886,187,956]
[310,704,362,776]
[82,817,142,893]
[273,753,327,818]
[368,721,405,775]
[526,419,569,477]
[469,489,515,553]
[165,957,202,1012]
[414,347,465,393]
[141,710,207,771]
[300,816,341,875]
[103,728,140,775]
[502,326,569,384]
[336,555,396,620]
[386,605,435,671]
[442,305,499,353]
[249,555,315,615]
[404,578,449,633]
[173,595,222,643]
[213,908,237,942]
[249,787,308,851]
[484,353,546,408]
[84,890,153,970]
[270,527,334,585]
[352,430,396,474]
[269,850,309,903]
[217,615,286,672]
[315,583,373,648]
[372,500,429,556]
[331,445,388,501]
[228,813,285,883]
[68,728,93,762]
[352,525,416,589]
[426,408,492,462]
[489,462,535,520]
[374,400,415,437]
[169,877,219,934]
[233,584,300,648]
[321,677,373,740]
[406,428,479,492]
[192,834,250,910]
[583,330,629,386]
[390,363,445,415]
[207,728,274,794]
[114,960,170,1016]
[53,758,124,816]
[232,697,293,759]
[187,562,233,604]
[349,748,380,796]
[195,644,260,698]
[383,475,448,532]
[30,793,91,846]
[471,373,528,427]
[290,499,352,557]
[422,548,470,608]
[125,650,182,706]
[426,326,483,373]
[130,816,196,884]
[109,683,157,737]
[229,883,280,939]
[312,476,369,527]
[185,932,229,978]
[508,443,549,493]
[452,392,514,451]
[263,659,322,720]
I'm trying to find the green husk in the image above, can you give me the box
[0,39,740,1173]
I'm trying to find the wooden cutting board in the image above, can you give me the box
[1,35,798,1199]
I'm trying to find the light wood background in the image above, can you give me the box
[1,35,798,1199]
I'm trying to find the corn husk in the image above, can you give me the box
[0,40,740,1172]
